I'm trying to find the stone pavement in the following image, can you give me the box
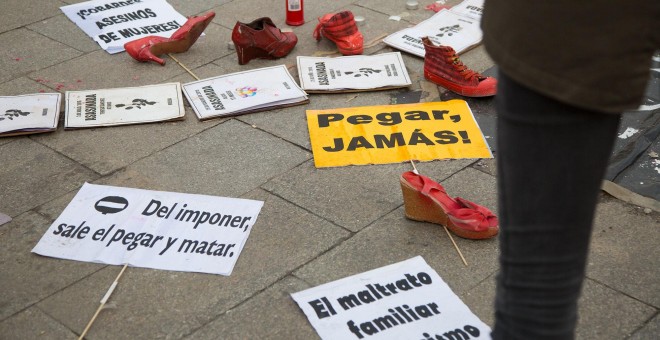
[0,0,658,339]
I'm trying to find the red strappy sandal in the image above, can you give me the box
[400,171,499,239]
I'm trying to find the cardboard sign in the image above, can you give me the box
[64,83,185,129]
[32,183,264,276]
[60,0,189,54]
[296,53,411,92]
[0,93,61,136]
[383,9,482,58]
[182,65,308,120]
[292,256,491,340]
[306,100,492,168]
[448,0,484,20]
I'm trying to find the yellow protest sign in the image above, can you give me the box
[306,100,492,168]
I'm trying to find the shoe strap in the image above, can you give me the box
[313,22,322,41]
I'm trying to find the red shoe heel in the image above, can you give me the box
[235,45,270,65]
[124,36,170,66]
[400,171,499,240]
[123,11,215,66]
[231,17,297,65]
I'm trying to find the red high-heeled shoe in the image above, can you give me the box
[400,171,499,239]
[124,11,216,66]
[231,17,297,65]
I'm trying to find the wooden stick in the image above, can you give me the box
[78,263,129,340]
[409,159,419,174]
[410,159,468,266]
[167,53,200,80]
[442,225,468,266]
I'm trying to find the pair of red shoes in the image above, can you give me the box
[231,10,363,65]
[400,171,498,240]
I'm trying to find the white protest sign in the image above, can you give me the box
[448,0,484,20]
[64,83,185,129]
[32,183,264,276]
[182,65,308,120]
[383,9,482,58]
[296,53,412,92]
[292,256,491,340]
[0,93,61,136]
[60,0,189,54]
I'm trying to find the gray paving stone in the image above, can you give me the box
[0,29,81,84]
[27,14,101,53]
[238,90,395,150]
[0,0,63,34]
[576,279,656,339]
[0,76,56,96]
[28,49,186,92]
[263,158,473,231]
[97,119,311,197]
[0,211,103,321]
[0,138,98,216]
[460,272,496,328]
[159,22,234,70]
[460,275,659,340]
[294,205,499,293]
[588,198,660,307]
[0,307,77,340]
[167,0,232,17]
[189,276,317,339]
[38,189,349,339]
[629,313,660,340]
[357,0,445,24]
[31,107,223,175]
[471,158,496,177]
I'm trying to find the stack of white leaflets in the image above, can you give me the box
[296,52,412,93]
[0,93,61,137]
[182,65,309,120]
[64,83,186,129]
[383,0,484,58]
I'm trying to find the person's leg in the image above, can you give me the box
[492,71,621,339]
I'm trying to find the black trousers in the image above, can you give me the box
[492,72,621,339]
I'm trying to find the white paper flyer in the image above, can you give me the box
[296,52,412,92]
[292,256,491,339]
[32,183,264,276]
[64,82,185,129]
[60,0,189,54]
[383,9,483,58]
[0,93,61,136]
[182,65,309,120]
[448,0,484,20]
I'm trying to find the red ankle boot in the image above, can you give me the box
[124,11,215,66]
[313,11,363,55]
[231,17,298,65]
[422,37,497,97]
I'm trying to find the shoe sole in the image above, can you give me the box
[424,69,495,98]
